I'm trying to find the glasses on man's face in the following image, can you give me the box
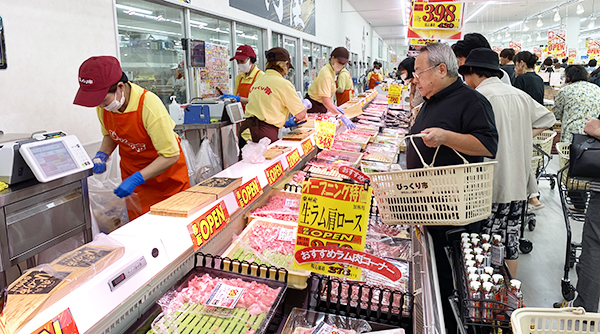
[414,64,440,79]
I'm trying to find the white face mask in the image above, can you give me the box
[400,73,408,81]
[332,62,344,72]
[239,60,252,73]
[104,89,125,111]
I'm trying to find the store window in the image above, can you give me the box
[116,0,184,105]
[302,41,312,95]
[235,23,264,70]
[312,44,321,79]
[272,33,282,48]
[283,37,298,88]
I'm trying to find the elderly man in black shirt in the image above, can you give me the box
[407,42,498,333]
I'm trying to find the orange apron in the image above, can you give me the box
[336,89,352,106]
[368,73,382,90]
[103,89,190,221]
[236,69,260,111]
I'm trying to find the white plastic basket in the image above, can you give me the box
[366,135,495,226]
[533,130,557,157]
[531,155,542,173]
[556,142,590,191]
[511,307,600,334]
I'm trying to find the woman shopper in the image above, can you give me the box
[513,51,544,105]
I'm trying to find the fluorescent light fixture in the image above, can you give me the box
[509,21,522,28]
[523,21,529,31]
[465,2,490,23]
[554,10,561,22]
[589,18,596,29]
[537,18,544,27]
[117,24,181,36]
[582,17,588,22]
[537,32,543,40]
[189,20,208,27]
[498,33,502,40]
[491,36,495,42]
[115,4,152,15]
[210,38,230,44]
[577,4,585,15]
[505,30,510,38]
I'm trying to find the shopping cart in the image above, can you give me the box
[511,307,600,334]
[555,142,590,301]
[533,130,557,190]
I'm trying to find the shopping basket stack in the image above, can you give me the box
[555,142,591,301]
[511,307,600,334]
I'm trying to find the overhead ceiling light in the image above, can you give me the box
[589,18,596,29]
[464,2,490,23]
[505,30,510,38]
[528,35,533,42]
[498,32,503,40]
[537,32,543,40]
[577,4,585,15]
[554,10,561,22]
[537,18,544,27]
[523,21,530,31]
[491,36,495,42]
[115,4,153,15]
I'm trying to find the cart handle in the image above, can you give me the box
[405,134,469,168]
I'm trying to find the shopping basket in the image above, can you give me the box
[511,307,600,334]
[366,135,495,226]
[556,142,590,191]
[533,130,557,157]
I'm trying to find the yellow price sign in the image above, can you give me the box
[293,178,372,280]
[315,119,336,150]
[388,84,403,104]
[412,2,463,30]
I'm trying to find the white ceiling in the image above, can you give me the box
[346,0,600,48]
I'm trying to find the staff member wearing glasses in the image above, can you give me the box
[306,46,356,129]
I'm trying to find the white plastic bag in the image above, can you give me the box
[224,126,240,167]
[241,137,271,164]
[194,138,222,183]
[180,137,197,186]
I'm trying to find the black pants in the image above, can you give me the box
[305,94,328,113]
[239,117,279,144]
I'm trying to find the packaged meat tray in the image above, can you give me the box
[348,127,379,137]
[335,133,371,149]
[367,142,399,153]
[281,308,372,334]
[381,128,405,137]
[362,150,396,163]
[368,217,411,239]
[360,160,391,173]
[222,218,310,289]
[357,119,384,128]
[365,237,411,261]
[331,140,363,152]
[248,190,302,222]
[151,266,286,334]
[316,149,363,167]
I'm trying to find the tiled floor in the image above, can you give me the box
[517,157,585,307]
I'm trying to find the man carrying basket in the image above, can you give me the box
[406,43,499,333]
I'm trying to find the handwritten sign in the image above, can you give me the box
[294,178,372,280]
[388,84,403,104]
[412,2,463,30]
[295,247,402,281]
[286,148,302,169]
[234,177,262,209]
[31,309,79,334]
[301,138,314,155]
[265,160,285,186]
[187,201,230,251]
[315,119,336,150]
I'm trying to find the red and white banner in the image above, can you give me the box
[548,30,566,58]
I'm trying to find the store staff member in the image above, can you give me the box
[335,66,353,106]
[306,46,356,129]
[240,47,311,143]
[74,56,190,220]
[366,62,383,90]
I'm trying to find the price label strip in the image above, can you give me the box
[286,148,302,169]
[411,2,463,30]
[187,201,230,251]
[293,178,372,280]
[314,119,336,150]
[205,283,245,309]
[301,138,315,155]
[234,177,263,209]
[265,160,285,186]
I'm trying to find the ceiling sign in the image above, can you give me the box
[408,1,463,40]
[548,30,566,58]
[230,0,315,35]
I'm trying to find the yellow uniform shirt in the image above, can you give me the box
[96,83,180,157]
[337,68,353,91]
[234,65,264,96]
[367,71,383,82]
[308,63,336,104]
[245,69,305,128]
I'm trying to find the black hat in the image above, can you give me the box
[331,47,350,62]
[265,47,294,69]
[459,48,504,78]
[452,33,491,58]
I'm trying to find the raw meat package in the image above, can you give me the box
[222,218,310,289]
[349,127,380,137]
[358,115,383,122]
[305,160,344,179]
[249,190,302,222]
[357,119,384,128]
[331,140,363,152]
[281,308,372,334]
[368,217,411,239]
[335,133,371,148]
[152,267,286,334]
[4,234,124,334]
[371,135,400,145]
[316,149,363,167]
[365,237,411,261]
[361,160,391,173]
[381,128,405,137]
[367,142,399,153]
[362,149,396,163]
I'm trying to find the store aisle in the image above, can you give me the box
[517,157,584,307]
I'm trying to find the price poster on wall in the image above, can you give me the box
[587,38,600,57]
[293,178,372,280]
[548,30,566,58]
[199,43,229,98]
[408,1,463,40]
[509,41,522,52]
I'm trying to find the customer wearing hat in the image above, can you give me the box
[74,56,190,220]
[452,33,512,85]
[241,47,311,143]
[223,44,264,107]
[459,48,556,277]
[306,46,356,129]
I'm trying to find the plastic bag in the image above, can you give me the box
[281,308,372,334]
[223,126,240,168]
[241,137,271,164]
[194,138,222,183]
[180,137,197,186]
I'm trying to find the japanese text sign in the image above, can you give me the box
[286,148,302,169]
[548,30,566,56]
[509,41,522,52]
[387,84,403,104]
[31,309,79,334]
[187,201,230,251]
[234,177,263,209]
[411,2,462,30]
[294,178,372,280]
[569,48,577,61]
[301,138,314,155]
[338,166,370,184]
[587,38,599,57]
[315,119,336,150]
[265,160,285,186]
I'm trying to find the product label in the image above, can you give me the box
[187,201,230,251]
[205,283,245,309]
[286,148,302,169]
[315,119,336,150]
[301,138,314,155]
[284,198,300,209]
[31,308,80,334]
[491,244,505,267]
[234,177,263,209]
[412,2,463,30]
[277,227,296,242]
[265,160,285,186]
[338,166,370,184]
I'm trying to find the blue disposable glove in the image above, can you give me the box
[92,151,109,174]
[376,81,381,84]
[284,117,307,128]
[340,116,356,130]
[114,171,145,198]
[335,106,345,114]
[221,94,241,102]
[302,98,312,109]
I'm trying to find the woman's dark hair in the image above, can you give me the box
[458,66,503,79]
[543,57,553,67]
[565,65,589,83]
[249,56,257,64]
[589,59,597,67]
[108,72,129,93]
[399,57,415,79]
[513,51,538,69]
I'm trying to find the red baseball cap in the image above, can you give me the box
[73,56,123,107]
[230,45,257,61]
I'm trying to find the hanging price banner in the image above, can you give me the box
[265,160,285,186]
[387,84,403,104]
[587,38,600,57]
[548,30,566,57]
[314,119,336,150]
[286,148,302,169]
[293,178,372,280]
[411,2,463,30]
[301,137,315,155]
[31,308,79,334]
[533,47,543,59]
[187,201,230,250]
[509,41,522,52]
[410,38,439,45]
[234,177,263,209]
[569,48,577,62]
